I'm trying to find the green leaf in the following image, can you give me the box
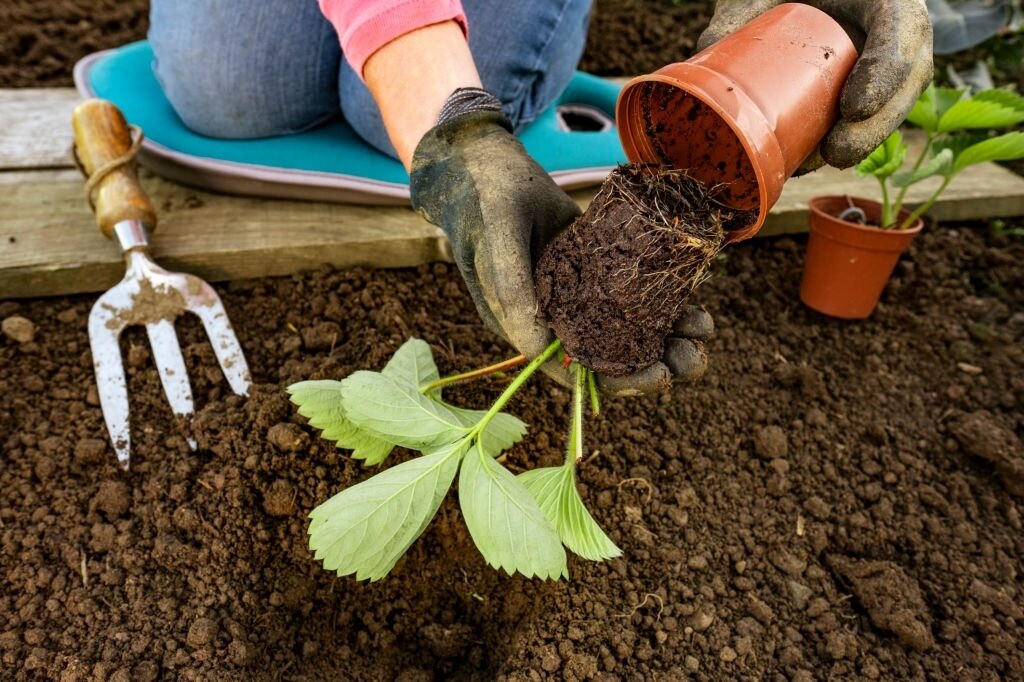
[937,89,1024,132]
[287,380,394,465]
[447,406,527,457]
[519,463,621,562]
[459,442,567,579]
[891,148,954,188]
[906,84,966,133]
[308,440,466,581]
[954,131,1024,172]
[856,130,906,179]
[341,370,468,449]
[381,338,440,386]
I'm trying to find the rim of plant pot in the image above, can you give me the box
[616,3,857,243]
[808,196,924,249]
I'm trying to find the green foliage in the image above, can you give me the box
[460,441,567,579]
[856,130,906,180]
[289,339,619,582]
[308,441,464,581]
[519,464,621,561]
[859,83,1024,230]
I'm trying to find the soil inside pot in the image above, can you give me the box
[535,165,752,376]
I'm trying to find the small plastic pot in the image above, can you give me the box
[800,196,923,319]
[616,3,857,242]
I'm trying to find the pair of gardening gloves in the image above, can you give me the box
[410,0,933,396]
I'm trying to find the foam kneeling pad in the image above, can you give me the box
[74,41,626,205]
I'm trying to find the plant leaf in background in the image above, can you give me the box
[907,84,966,133]
[287,380,394,465]
[954,131,1024,171]
[937,88,1024,132]
[519,463,621,562]
[891,148,955,188]
[856,130,906,179]
[459,441,567,579]
[308,439,466,581]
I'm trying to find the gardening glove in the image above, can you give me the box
[698,0,934,170]
[410,89,714,396]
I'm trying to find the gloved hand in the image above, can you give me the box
[698,0,933,170]
[410,94,714,395]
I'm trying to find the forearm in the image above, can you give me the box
[364,21,482,169]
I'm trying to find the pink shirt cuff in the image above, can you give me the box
[319,0,468,79]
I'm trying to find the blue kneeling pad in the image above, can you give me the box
[74,41,625,205]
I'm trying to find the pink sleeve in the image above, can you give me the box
[319,0,468,79]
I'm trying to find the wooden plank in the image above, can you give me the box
[0,89,80,170]
[3,90,1024,298]
[761,158,1024,236]
[0,169,449,299]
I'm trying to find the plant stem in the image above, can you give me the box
[468,340,562,438]
[899,176,952,230]
[878,177,892,229]
[586,369,600,416]
[567,365,586,464]
[892,132,934,217]
[420,354,527,394]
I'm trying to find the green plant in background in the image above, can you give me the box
[856,83,1024,230]
[287,339,620,581]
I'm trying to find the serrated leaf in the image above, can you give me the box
[856,130,906,179]
[308,440,466,581]
[287,380,394,465]
[907,83,966,133]
[937,88,1024,132]
[459,442,567,579]
[381,338,441,386]
[341,370,468,449]
[447,406,527,457]
[954,131,1024,171]
[519,464,621,562]
[891,148,955,188]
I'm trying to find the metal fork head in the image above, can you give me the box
[88,220,251,469]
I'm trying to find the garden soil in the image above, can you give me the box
[3,226,1024,681]
[3,1,1024,681]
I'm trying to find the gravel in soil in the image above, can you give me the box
[2,226,1023,680]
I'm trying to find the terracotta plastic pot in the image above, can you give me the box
[800,196,923,319]
[616,3,858,242]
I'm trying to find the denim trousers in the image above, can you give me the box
[149,0,592,159]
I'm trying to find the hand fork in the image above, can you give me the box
[72,99,251,469]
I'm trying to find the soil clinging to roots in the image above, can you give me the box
[535,164,746,376]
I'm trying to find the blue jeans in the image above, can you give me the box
[149,0,592,159]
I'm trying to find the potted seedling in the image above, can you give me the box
[801,83,1024,319]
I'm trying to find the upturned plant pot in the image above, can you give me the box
[616,3,857,242]
[800,196,924,320]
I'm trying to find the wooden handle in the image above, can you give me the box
[72,99,157,239]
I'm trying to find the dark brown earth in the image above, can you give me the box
[535,166,728,376]
[0,0,149,88]
[3,1,1024,681]
[3,224,1024,680]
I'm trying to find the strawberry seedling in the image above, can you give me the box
[288,338,619,581]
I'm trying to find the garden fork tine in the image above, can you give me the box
[73,99,251,469]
